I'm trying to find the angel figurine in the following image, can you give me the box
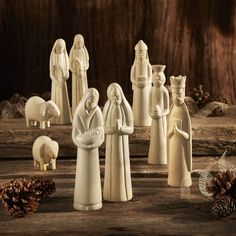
[50,38,72,124]
[72,88,104,211]
[167,76,192,187]
[148,65,169,164]
[130,40,152,126]
[69,34,89,115]
[103,83,134,202]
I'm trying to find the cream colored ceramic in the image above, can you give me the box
[103,83,134,202]
[50,38,72,124]
[72,88,104,211]
[167,76,192,187]
[69,34,89,115]
[25,96,60,129]
[32,136,59,171]
[130,40,152,126]
[148,65,169,164]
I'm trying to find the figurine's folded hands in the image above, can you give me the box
[174,123,189,139]
[118,125,134,135]
[104,126,116,135]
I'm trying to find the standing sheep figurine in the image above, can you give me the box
[32,136,59,171]
[25,96,60,129]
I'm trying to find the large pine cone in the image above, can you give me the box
[207,170,236,200]
[212,195,236,218]
[0,177,56,217]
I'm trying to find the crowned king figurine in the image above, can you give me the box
[167,76,192,187]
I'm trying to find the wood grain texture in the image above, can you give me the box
[0,105,236,158]
[0,0,235,105]
[0,158,236,235]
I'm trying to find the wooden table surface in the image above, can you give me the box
[1,157,236,235]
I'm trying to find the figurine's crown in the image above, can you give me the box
[152,64,166,73]
[170,75,186,88]
[135,40,148,51]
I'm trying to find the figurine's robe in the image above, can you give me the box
[148,86,169,164]
[73,106,103,208]
[69,48,89,115]
[168,103,192,187]
[131,60,152,126]
[50,53,72,124]
[103,103,133,201]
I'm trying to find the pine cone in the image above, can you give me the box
[0,177,56,217]
[211,94,229,116]
[191,84,210,108]
[211,195,236,218]
[207,170,236,200]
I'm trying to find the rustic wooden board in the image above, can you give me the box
[0,106,235,158]
[0,157,236,235]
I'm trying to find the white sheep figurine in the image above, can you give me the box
[32,136,59,171]
[25,96,60,129]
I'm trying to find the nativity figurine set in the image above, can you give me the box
[24,36,192,211]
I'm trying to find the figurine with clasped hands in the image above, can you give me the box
[72,88,104,211]
[167,76,192,187]
[103,83,134,202]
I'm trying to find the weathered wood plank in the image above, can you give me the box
[0,106,236,158]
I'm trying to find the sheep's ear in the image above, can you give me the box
[40,144,46,157]
[40,103,47,117]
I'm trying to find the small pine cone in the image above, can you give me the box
[191,84,210,108]
[211,195,236,218]
[0,177,56,217]
[207,170,236,200]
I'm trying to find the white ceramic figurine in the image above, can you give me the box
[69,34,89,115]
[72,88,104,211]
[32,136,59,171]
[25,96,60,129]
[168,76,192,187]
[50,38,72,124]
[103,83,134,202]
[130,40,152,126]
[148,65,169,164]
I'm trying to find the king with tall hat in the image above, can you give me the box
[130,40,152,126]
[167,75,192,187]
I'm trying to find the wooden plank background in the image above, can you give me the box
[0,0,235,105]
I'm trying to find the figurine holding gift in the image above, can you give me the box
[130,40,152,126]
[148,65,169,164]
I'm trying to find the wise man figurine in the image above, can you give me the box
[103,83,134,202]
[130,40,152,126]
[167,76,192,187]
[72,88,104,211]
[148,65,169,164]
[69,34,89,115]
[50,38,72,124]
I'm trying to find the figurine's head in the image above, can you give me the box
[107,83,122,105]
[170,76,186,106]
[85,88,99,111]
[55,39,66,54]
[135,40,148,61]
[74,34,84,49]
[152,65,166,87]
[41,140,59,163]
